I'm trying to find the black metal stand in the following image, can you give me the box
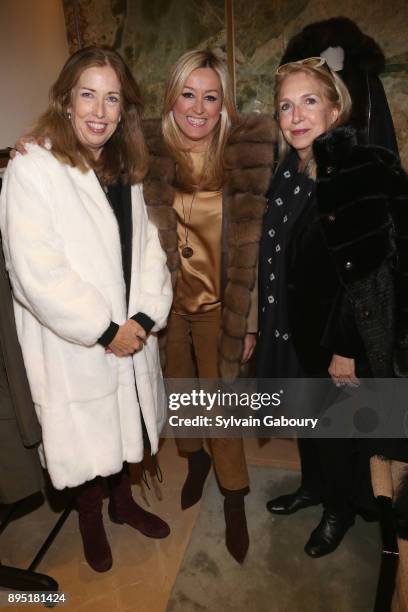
[374,496,399,612]
[0,497,72,593]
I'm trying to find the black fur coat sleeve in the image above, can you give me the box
[313,126,408,376]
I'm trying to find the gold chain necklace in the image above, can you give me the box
[180,191,197,258]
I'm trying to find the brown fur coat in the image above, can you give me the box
[143,114,276,379]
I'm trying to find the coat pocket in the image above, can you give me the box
[60,343,119,403]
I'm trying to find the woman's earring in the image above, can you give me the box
[67,111,72,120]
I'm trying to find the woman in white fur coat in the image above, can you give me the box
[0,46,172,572]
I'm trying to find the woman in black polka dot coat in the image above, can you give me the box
[257,58,408,558]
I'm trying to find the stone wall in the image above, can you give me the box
[62,0,408,167]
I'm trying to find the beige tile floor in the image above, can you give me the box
[0,438,299,612]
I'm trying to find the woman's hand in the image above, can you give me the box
[10,136,44,159]
[108,320,146,357]
[241,333,256,364]
[328,354,359,387]
[129,320,147,343]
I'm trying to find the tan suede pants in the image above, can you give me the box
[165,308,249,492]
[371,457,408,612]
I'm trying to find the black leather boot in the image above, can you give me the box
[181,448,212,510]
[266,487,321,515]
[304,509,355,558]
[224,489,249,564]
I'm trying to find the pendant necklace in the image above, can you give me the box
[180,191,197,258]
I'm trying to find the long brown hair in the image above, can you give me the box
[28,46,148,184]
[162,48,238,192]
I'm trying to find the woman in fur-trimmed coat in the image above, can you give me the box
[143,48,275,564]
[259,58,408,559]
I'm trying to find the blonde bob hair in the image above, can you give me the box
[274,59,352,167]
[28,46,148,184]
[162,48,238,191]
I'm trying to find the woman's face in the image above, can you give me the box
[277,71,339,159]
[172,67,222,152]
[68,64,122,159]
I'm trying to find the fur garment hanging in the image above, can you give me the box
[142,114,276,380]
[281,16,385,75]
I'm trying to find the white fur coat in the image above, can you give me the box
[0,145,172,490]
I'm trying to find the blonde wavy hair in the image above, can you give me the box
[275,59,352,170]
[162,48,238,191]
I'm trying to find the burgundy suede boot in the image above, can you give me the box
[181,448,212,510]
[76,478,112,572]
[108,469,170,538]
[223,489,250,564]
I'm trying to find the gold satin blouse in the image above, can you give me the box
[173,153,222,314]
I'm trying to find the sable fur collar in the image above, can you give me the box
[281,17,385,75]
[313,125,357,168]
[313,124,400,171]
[143,114,276,379]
